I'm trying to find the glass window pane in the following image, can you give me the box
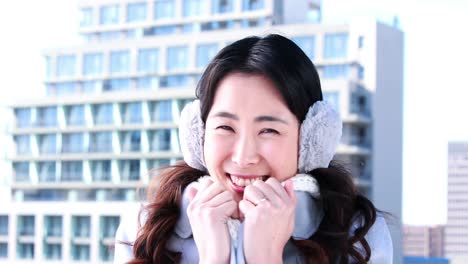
[0,216,8,236]
[36,107,57,127]
[56,55,76,77]
[138,48,159,72]
[152,100,172,122]
[80,8,93,27]
[38,134,57,154]
[167,46,188,71]
[100,5,119,25]
[14,162,30,182]
[110,51,130,74]
[18,215,35,236]
[103,78,131,91]
[38,162,56,182]
[212,0,234,14]
[122,102,142,124]
[324,33,348,59]
[89,132,113,152]
[120,160,140,181]
[83,80,102,94]
[183,0,208,17]
[83,53,103,76]
[94,104,114,125]
[127,2,147,22]
[151,129,171,151]
[154,0,175,19]
[72,216,91,238]
[323,92,340,112]
[292,36,315,60]
[321,64,350,79]
[137,77,159,90]
[56,82,77,95]
[242,0,264,11]
[61,161,83,181]
[91,160,112,181]
[15,108,31,128]
[14,135,30,155]
[61,133,84,153]
[196,43,218,68]
[67,105,85,126]
[121,131,141,152]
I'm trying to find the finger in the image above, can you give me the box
[243,184,269,205]
[214,199,238,218]
[251,180,283,206]
[197,181,228,203]
[284,179,297,205]
[239,199,256,216]
[206,190,236,207]
[188,186,198,202]
[264,177,291,202]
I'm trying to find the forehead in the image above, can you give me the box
[211,72,288,111]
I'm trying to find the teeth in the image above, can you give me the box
[230,175,263,187]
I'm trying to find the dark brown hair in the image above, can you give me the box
[128,34,378,263]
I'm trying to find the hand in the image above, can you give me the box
[187,178,237,264]
[239,178,296,264]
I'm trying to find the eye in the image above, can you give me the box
[216,125,234,132]
[260,128,279,135]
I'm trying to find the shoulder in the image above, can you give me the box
[350,214,393,263]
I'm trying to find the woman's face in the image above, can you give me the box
[204,72,300,202]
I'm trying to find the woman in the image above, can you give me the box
[115,34,392,263]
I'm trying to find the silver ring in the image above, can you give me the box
[255,197,268,205]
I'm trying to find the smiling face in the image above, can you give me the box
[203,72,300,202]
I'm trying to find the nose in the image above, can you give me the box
[231,133,260,167]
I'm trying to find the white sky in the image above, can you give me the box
[1,0,468,225]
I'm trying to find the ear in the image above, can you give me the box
[178,100,207,171]
[298,101,342,173]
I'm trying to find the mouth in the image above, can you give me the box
[226,173,269,193]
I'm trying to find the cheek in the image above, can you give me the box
[262,138,298,180]
[203,133,231,170]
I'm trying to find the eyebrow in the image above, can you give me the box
[211,111,289,124]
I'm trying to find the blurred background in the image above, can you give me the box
[0,0,467,263]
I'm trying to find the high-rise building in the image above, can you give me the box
[446,142,468,264]
[403,225,444,257]
[0,0,403,263]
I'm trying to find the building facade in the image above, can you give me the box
[0,0,404,263]
[403,225,445,257]
[446,142,468,264]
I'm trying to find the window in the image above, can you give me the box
[148,159,171,169]
[44,243,61,260]
[154,0,175,19]
[72,216,91,238]
[61,161,83,181]
[127,2,147,22]
[62,133,84,153]
[72,245,90,261]
[292,36,315,60]
[67,105,85,126]
[212,0,233,14]
[151,129,171,151]
[38,134,57,154]
[89,132,113,152]
[15,108,31,128]
[103,78,131,91]
[91,160,112,181]
[14,162,29,182]
[45,56,52,78]
[83,80,102,94]
[56,55,76,77]
[324,33,348,59]
[0,216,8,236]
[152,100,172,122]
[56,82,77,95]
[83,53,103,76]
[110,51,130,74]
[44,216,62,237]
[167,46,189,71]
[22,190,67,201]
[0,243,7,258]
[143,25,176,36]
[183,0,208,17]
[36,106,57,127]
[14,135,30,155]
[17,243,34,259]
[122,102,142,124]
[323,92,339,112]
[321,65,350,79]
[120,160,140,181]
[101,216,120,238]
[100,31,121,41]
[241,18,266,28]
[94,103,114,125]
[80,8,93,27]
[358,65,364,80]
[18,215,35,236]
[196,43,218,68]
[38,162,56,182]
[100,5,119,25]
[138,48,159,73]
[242,0,264,11]
[121,131,141,152]
[163,75,191,88]
[358,36,364,49]
[137,77,159,90]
